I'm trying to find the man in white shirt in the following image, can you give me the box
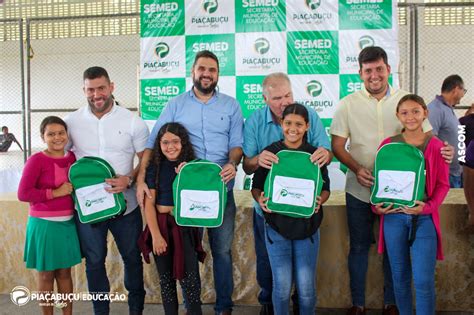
[65,66,148,315]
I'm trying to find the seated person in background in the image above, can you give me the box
[0,126,23,152]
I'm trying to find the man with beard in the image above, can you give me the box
[64,66,148,315]
[330,47,452,315]
[136,50,244,315]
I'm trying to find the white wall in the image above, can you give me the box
[417,25,473,104]
[1,34,140,152]
[1,22,473,174]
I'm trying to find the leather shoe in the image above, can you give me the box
[219,310,232,315]
[346,306,366,315]
[383,304,399,315]
[260,304,274,315]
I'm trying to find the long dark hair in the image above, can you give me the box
[281,103,309,143]
[151,122,195,187]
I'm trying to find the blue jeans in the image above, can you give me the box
[449,174,462,188]
[75,208,146,315]
[253,210,273,305]
[346,193,395,307]
[383,214,437,315]
[207,190,236,314]
[265,224,320,315]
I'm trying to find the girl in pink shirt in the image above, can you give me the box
[374,95,449,315]
[18,116,81,315]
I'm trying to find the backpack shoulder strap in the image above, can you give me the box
[390,134,432,154]
[419,135,433,153]
[390,134,404,143]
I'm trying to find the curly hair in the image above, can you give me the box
[150,122,195,188]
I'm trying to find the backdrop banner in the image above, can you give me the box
[139,0,399,186]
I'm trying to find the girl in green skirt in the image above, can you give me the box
[18,116,82,315]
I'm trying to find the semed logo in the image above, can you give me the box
[155,42,169,59]
[254,38,270,55]
[358,35,375,50]
[280,188,304,199]
[10,286,31,306]
[203,0,218,14]
[306,0,321,11]
[383,185,403,195]
[189,203,211,213]
[306,80,323,97]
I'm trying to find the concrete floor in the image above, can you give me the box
[1,295,473,315]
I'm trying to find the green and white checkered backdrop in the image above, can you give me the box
[140,0,399,134]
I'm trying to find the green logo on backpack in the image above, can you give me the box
[85,197,107,208]
[189,203,211,213]
[280,188,304,199]
[383,185,403,195]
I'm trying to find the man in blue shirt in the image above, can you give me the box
[243,72,332,315]
[137,50,244,315]
[428,74,467,188]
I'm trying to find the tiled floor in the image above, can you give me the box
[1,295,473,315]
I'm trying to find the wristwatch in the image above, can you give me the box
[127,176,135,188]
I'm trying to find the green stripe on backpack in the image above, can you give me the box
[264,150,323,218]
[370,142,426,208]
[69,156,126,224]
[172,160,227,227]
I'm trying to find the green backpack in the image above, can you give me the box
[172,160,227,227]
[264,150,323,218]
[69,156,126,224]
[370,140,427,208]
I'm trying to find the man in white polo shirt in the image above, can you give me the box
[65,66,148,315]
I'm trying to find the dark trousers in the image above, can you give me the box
[154,227,202,315]
[75,208,146,315]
